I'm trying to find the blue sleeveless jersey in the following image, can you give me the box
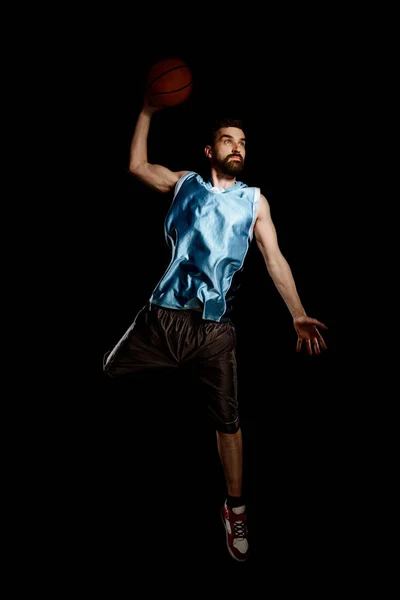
[150,172,260,322]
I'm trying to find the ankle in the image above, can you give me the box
[227,494,245,509]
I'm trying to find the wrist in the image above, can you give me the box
[292,310,307,320]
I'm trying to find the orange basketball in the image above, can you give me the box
[146,57,193,107]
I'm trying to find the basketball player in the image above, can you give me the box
[103,96,328,562]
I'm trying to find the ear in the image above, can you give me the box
[204,145,212,159]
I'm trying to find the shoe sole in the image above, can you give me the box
[221,508,249,562]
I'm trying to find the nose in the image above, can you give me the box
[231,148,242,158]
[231,142,242,154]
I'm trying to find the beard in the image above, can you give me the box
[213,153,244,177]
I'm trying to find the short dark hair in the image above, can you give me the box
[208,118,246,146]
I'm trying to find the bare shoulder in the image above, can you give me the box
[129,164,192,195]
[256,193,272,219]
[174,170,192,181]
[164,169,192,191]
[172,170,196,192]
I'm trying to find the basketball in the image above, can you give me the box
[146,57,193,107]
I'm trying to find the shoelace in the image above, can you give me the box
[233,519,246,539]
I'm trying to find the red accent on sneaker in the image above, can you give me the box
[221,501,249,562]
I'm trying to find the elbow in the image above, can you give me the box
[128,161,143,177]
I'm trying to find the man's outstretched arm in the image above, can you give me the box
[253,194,327,355]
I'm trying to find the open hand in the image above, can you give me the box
[294,315,328,356]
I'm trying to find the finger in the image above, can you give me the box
[306,339,312,356]
[315,329,328,350]
[311,319,328,329]
[296,338,302,352]
[312,337,321,355]
[303,317,328,329]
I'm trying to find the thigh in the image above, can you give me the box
[103,303,178,377]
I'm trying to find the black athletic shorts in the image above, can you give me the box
[103,302,239,433]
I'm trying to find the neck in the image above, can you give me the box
[210,168,236,190]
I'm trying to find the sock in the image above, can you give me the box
[227,494,245,510]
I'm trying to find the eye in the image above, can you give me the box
[224,139,232,144]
